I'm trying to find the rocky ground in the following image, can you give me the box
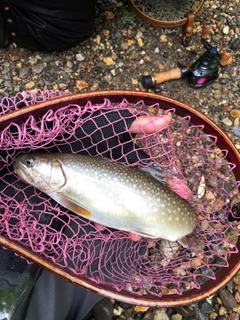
[0,0,240,319]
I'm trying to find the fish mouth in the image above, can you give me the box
[13,161,34,184]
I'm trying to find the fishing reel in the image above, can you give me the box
[141,23,233,91]
[189,39,220,88]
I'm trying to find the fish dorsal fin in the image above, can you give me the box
[49,192,93,218]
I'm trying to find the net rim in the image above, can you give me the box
[128,0,205,28]
[0,89,239,307]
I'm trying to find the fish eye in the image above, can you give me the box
[24,157,34,167]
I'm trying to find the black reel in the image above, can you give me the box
[189,39,220,88]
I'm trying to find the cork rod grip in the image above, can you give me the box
[152,68,182,85]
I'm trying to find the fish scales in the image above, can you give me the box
[13,153,197,246]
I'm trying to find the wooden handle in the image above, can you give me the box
[220,48,233,66]
[201,22,211,39]
[152,68,182,85]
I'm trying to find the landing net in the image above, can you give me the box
[0,90,239,298]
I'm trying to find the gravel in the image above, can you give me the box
[0,0,240,319]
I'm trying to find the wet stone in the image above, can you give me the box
[219,77,230,85]
[212,82,222,90]
[93,298,113,320]
[124,308,134,318]
[171,314,182,320]
[119,302,133,310]
[215,316,228,320]
[32,63,44,74]
[134,314,143,320]
[175,306,194,317]
[228,313,240,320]
[19,66,32,78]
[219,288,237,309]
[41,54,54,63]
[198,300,213,314]
[142,312,154,320]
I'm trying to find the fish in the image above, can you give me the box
[13,153,197,247]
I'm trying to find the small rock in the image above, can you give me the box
[142,312,154,320]
[10,51,22,61]
[232,126,240,137]
[228,312,240,320]
[113,305,124,316]
[223,25,230,34]
[230,109,240,118]
[76,53,85,62]
[93,298,113,320]
[229,36,240,50]
[219,288,237,309]
[175,306,194,317]
[234,291,240,303]
[134,306,149,313]
[159,35,168,43]
[32,63,44,74]
[137,38,143,47]
[41,54,54,63]
[221,117,233,126]
[121,42,128,50]
[212,82,221,90]
[103,57,114,65]
[153,308,169,320]
[104,11,115,20]
[19,66,32,78]
[171,314,182,320]
[199,300,213,314]
[129,51,139,60]
[25,81,35,89]
[135,31,143,39]
[75,80,89,90]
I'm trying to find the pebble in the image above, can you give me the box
[93,298,113,320]
[223,25,230,34]
[233,125,240,136]
[25,81,35,90]
[19,66,32,78]
[170,314,182,320]
[199,300,213,314]
[32,63,44,74]
[219,288,238,309]
[175,306,194,317]
[142,312,154,320]
[221,117,233,126]
[76,53,85,61]
[228,313,240,320]
[153,309,169,320]
[230,109,240,118]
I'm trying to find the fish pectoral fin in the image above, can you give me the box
[50,192,93,218]
[177,236,188,248]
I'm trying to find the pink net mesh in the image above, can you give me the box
[0,90,239,299]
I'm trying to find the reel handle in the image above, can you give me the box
[201,22,211,39]
[141,68,182,89]
[220,48,233,66]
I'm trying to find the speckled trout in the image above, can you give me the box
[13,153,197,247]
